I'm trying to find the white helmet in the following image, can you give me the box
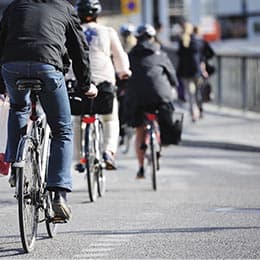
[135,24,156,38]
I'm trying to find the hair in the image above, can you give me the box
[193,25,202,35]
[182,22,193,48]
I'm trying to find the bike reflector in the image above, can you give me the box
[80,157,87,164]
[82,116,95,124]
[146,113,157,121]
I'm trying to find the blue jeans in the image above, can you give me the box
[1,62,73,191]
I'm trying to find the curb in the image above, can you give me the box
[181,139,260,153]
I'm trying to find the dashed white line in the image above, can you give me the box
[73,235,133,259]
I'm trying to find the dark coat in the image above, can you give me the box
[0,0,91,93]
[196,37,216,76]
[177,34,201,78]
[126,40,178,109]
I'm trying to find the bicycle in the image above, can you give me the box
[12,79,58,253]
[143,112,161,191]
[75,101,106,202]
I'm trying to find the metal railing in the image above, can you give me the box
[210,53,260,112]
[163,45,260,113]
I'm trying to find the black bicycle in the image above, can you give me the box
[143,112,161,191]
[12,79,58,253]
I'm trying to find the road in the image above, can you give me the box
[0,141,260,259]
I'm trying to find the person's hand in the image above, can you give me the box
[200,62,208,79]
[84,83,98,99]
[118,70,132,80]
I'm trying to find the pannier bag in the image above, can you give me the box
[68,81,116,116]
[158,102,184,145]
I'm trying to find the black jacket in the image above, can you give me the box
[0,0,91,93]
[177,34,201,78]
[126,40,178,108]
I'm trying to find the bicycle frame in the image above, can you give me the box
[81,115,103,165]
[144,113,161,151]
[14,92,47,192]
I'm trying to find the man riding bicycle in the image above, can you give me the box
[0,0,97,221]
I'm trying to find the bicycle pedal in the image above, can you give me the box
[51,216,68,224]
[75,163,85,173]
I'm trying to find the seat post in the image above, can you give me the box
[30,92,38,121]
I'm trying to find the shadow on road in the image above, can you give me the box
[58,225,260,236]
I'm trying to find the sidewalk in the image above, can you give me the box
[177,102,260,152]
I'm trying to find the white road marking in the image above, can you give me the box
[73,235,133,259]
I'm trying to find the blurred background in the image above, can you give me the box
[1,0,260,112]
[1,0,260,44]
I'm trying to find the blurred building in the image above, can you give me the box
[168,0,260,41]
[1,0,260,42]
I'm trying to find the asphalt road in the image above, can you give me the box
[0,143,260,259]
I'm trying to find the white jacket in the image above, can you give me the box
[81,22,130,85]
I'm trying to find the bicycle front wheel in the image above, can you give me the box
[85,124,98,202]
[17,137,39,253]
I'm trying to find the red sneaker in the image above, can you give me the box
[0,153,10,176]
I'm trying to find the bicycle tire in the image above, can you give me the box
[42,126,57,237]
[97,121,106,197]
[17,137,39,253]
[45,191,57,237]
[85,124,98,202]
[150,134,157,191]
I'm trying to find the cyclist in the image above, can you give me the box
[118,23,136,148]
[0,0,97,221]
[75,0,132,170]
[119,23,137,53]
[124,24,178,178]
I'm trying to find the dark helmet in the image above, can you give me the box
[120,24,135,37]
[135,24,156,38]
[76,0,102,20]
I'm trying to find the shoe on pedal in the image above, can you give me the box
[136,167,145,179]
[103,151,117,170]
[52,190,72,221]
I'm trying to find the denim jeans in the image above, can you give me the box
[1,62,73,191]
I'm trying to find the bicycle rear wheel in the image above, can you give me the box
[45,191,57,237]
[149,135,157,191]
[42,125,57,237]
[85,124,98,202]
[17,137,39,252]
[97,121,106,197]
